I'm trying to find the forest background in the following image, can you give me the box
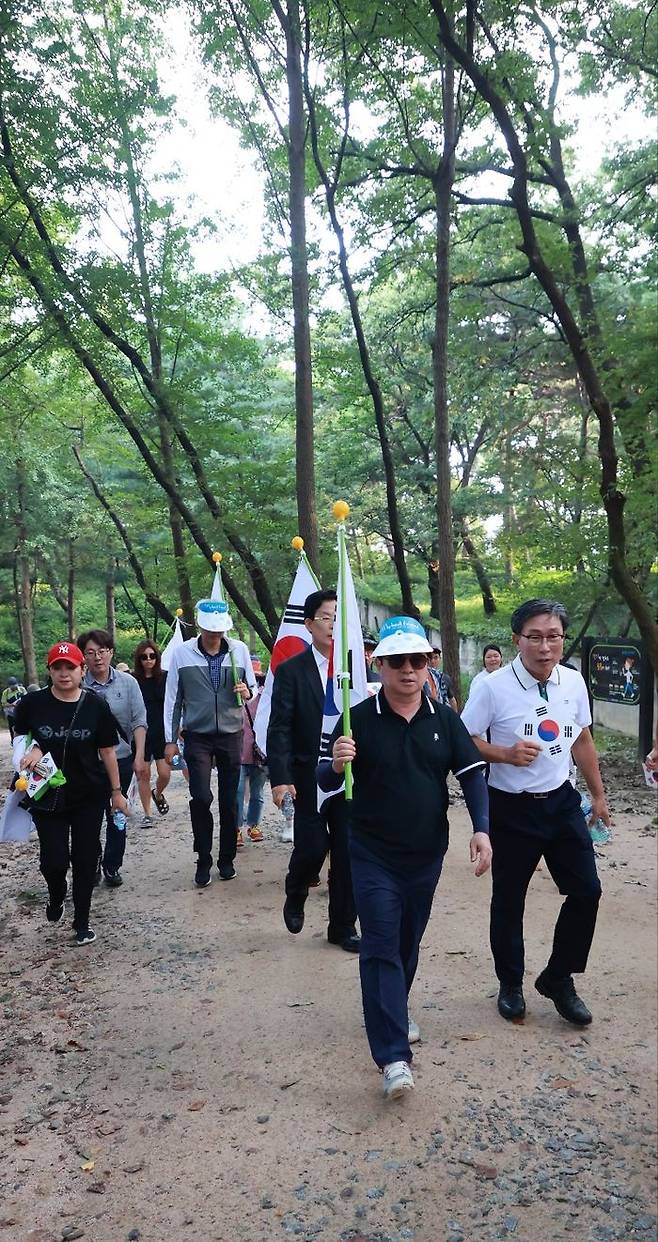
[0,0,655,696]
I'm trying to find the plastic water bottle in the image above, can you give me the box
[280,791,294,843]
[580,792,611,845]
[170,752,183,770]
[113,811,127,833]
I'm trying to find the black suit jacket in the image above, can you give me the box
[267,646,325,812]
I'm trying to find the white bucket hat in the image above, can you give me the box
[195,598,233,633]
[372,616,433,658]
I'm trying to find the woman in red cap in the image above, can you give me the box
[12,641,128,945]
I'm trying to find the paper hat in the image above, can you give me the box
[372,616,432,658]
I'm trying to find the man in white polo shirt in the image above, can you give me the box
[461,599,610,1027]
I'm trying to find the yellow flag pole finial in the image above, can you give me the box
[212,551,222,563]
[291,536,304,551]
[332,499,350,522]
[175,608,183,618]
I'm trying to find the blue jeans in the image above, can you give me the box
[237,764,267,828]
[350,832,445,1068]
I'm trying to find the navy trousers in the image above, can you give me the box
[350,832,445,1068]
[102,754,134,874]
[489,781,602,986]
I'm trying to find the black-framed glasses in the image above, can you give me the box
[384,653,428,670]
[85,647,110,658]
[140,652,157,661]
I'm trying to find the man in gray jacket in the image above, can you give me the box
[164,599,256,887]
[79,628,148,887]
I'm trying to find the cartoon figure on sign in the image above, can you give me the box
[622,656,637,700]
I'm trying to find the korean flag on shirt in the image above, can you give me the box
[514,699,582,761]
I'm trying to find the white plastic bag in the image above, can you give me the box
[0,788,34,843]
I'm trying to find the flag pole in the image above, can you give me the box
[332,500,353,800]
[291,535,321,589]
[212,551,242,705]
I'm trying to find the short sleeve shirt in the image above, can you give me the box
[461,655,591,793]
[13,689,119,808]
[331,689,484,862]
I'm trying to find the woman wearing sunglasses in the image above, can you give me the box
[133,639,170,826]
[318,616,492,1102]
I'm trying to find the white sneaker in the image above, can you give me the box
[139,814,153,829]
[382,1061,414,1100]
[408,1018,421,1044]
[280,822,294,844]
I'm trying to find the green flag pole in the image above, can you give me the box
[333,501,353,800]
[290,535,321,588]
[213,551,242,705]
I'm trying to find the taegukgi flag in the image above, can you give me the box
[254,556,320,754]
[317,538,368,807]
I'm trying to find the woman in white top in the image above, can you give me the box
[468,644,503,698]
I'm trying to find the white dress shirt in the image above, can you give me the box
[461,654,591,794]
[312,645,329,693]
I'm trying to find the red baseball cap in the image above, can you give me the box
[46,641,85,668]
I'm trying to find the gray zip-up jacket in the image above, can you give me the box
[164,636,256,742]
[82,666,147,760]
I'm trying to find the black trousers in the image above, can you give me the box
[184,730,242,867]
[102,754,134,874]
[32,800,105,931]
[285,791,356,939]
[489,781,602,986]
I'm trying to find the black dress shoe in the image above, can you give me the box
[283,898,304,934]
[497,984,526,1020]
[328,930,361,954]
[535,971,592,1025]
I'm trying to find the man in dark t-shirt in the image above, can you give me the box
[318,616,491,1102]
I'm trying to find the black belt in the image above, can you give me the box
[491,783,567,800]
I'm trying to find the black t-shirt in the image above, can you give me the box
[328,690,484,863]
[13,689,119,809]
[137,674,166,742]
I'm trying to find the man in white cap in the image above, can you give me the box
[319,615,492,1101]
[164,599,256,887]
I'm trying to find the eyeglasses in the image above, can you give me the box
[84,647,110,658]
[140,653,157,661]
[384,653,428,670]
[519,633,565,645]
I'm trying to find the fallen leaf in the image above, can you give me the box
[458,1032,486,1041]
[187,1100,206,1112]
[123,1160,145,1173]
[81,1160,95,1172]
[548,1077,575,1090]
[86,1180,105,1194]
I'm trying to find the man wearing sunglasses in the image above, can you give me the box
[461,599,609,1028]
[318,615,491,1100]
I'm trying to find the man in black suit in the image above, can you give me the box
[267,589,360,953]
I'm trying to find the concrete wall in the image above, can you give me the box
[358,597,646,739]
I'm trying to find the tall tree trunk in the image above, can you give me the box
[278,0,320,573]
[305,77,418,617]
[432,51,461,697]
[14,459,38,684]
[429,0,658,672]
[428,546,441,620]
[105,561,116,644]
[157,412,194,624]
[67,538,76,638]
[460,518,496,614]
[502,418,514,586]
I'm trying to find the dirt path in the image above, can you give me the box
[1,755,656,1242]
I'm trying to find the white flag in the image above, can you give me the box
[318,536,368,807]
[254,557,319,754]
[210,565,224,601]
[160,618,185,671]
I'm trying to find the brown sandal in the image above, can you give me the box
[152,788,169,815]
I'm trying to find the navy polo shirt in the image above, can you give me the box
[325,689,484,863]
